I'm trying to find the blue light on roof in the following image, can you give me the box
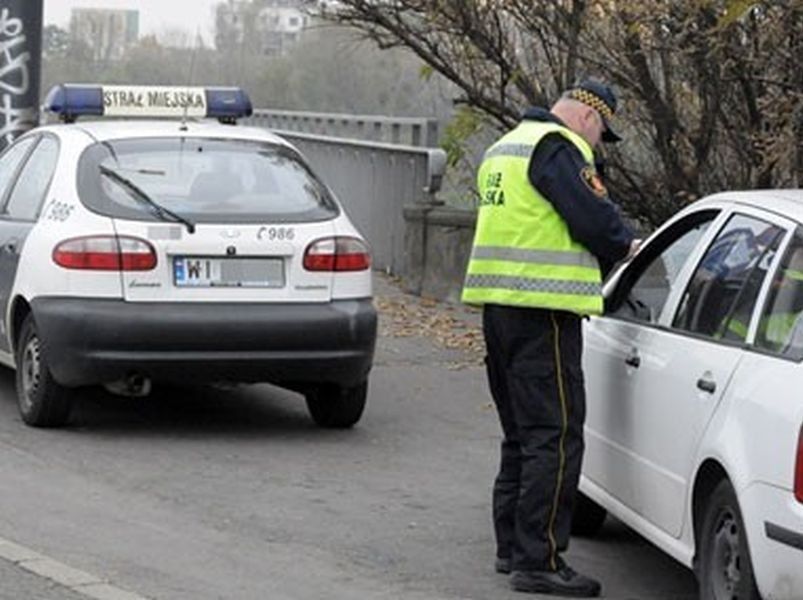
[44,84,104,120]
[205,87,253,121]
[44,84,253,123]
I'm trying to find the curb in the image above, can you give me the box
[0,537,150,600]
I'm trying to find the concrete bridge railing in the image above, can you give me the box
[248,109,440,148]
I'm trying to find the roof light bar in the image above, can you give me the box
[44,84,253,123]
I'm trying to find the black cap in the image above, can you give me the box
[567,79,621,143]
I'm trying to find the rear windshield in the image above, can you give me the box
[77,137,338,223]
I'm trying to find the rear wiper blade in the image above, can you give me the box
[99,165,195,234]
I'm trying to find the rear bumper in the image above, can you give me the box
[30,297,377,387]
[740,481,803,600]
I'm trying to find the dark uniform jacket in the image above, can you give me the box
[523,107,634,276]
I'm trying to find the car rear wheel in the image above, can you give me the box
[571,491,608,536]
[698,480,761,600]
[305,381,367,429]
[15,315,73,428]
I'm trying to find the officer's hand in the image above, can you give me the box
[626,239,642,260]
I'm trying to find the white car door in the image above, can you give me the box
[633,210,793,536]
[0,136,38,352]
[586,207,795,537]
[610,209,792,538]
[584,208,721,519]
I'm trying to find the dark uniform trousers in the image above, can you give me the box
[483,303,586,572]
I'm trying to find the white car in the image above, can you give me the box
[0,84,376,429]
[575,190,803,599]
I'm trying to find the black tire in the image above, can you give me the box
[698,480,761,600]
[305,381,367,429]
[571,491,608,537]
[15,315,73,428]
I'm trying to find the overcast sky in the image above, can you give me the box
[44,0,221,44]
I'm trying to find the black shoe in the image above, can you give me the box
[510,562,601,597]
[495,557,511,574]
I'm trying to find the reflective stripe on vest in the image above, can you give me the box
[483,143,537,160]
[464,274,602,296]
[462,120,603,314]
[470,245,599,269]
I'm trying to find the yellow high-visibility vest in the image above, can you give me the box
[461,120,603,315]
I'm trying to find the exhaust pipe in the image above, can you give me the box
[104,373,152,398]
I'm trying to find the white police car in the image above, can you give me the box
[0,84,376,429]
[575,190,803,599]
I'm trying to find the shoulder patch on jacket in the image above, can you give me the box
[580,166,607,198]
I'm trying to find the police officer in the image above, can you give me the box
[462,80,638,597]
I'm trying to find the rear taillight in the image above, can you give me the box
[303,237,371,272]
[795,425,803,504]
[53,235,157,271]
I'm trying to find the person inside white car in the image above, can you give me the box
[757,241,803,356]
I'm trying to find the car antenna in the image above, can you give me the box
[179,27,202,132]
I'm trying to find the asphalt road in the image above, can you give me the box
[0,276,698,600]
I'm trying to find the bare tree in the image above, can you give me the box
[322,0,803,226]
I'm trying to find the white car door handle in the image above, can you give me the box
[624,349,641,368]
[697,376,716,394]
[2,238,18,254]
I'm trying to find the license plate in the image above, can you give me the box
[173,256,284,288]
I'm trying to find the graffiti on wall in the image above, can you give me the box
[0,7,36,146]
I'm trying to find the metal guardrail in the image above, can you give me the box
[248,109,440,148]
[257,129,447,275]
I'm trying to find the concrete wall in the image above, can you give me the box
[403,205,475,303]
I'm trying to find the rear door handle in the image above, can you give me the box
[624,348,640,368]
[697,376,716,394]
[2,239,18,254]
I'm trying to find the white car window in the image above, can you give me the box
[673,214,784,341]
[608,212,715,323]
[76,137,338,224]
[0,137,36,206]
[4,137,59,221]
[755,232,803,359]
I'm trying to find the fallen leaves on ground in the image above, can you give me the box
[375,295,485,367]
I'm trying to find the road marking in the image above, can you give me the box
[0,537,150,600]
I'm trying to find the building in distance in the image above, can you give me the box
[70,8,139,62]
[216,0,333,57]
